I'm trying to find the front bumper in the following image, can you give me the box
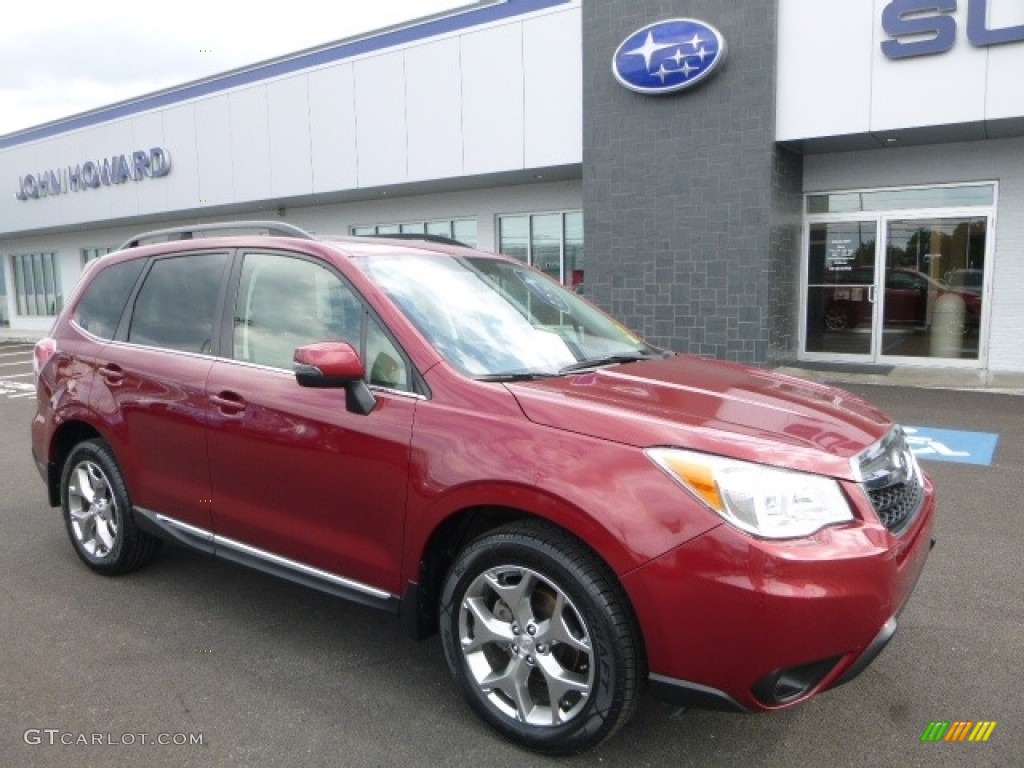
[625,478,935,712]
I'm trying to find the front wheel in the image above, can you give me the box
[61,439,161,575]
[439,521,644,755]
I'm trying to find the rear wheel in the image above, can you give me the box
[439,521,644,755]
[61,439,160,575]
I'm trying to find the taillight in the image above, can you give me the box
[33,337,57,382]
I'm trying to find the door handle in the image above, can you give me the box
[98,364,124,386]
[868,285,876,304]
[210,391,246,416]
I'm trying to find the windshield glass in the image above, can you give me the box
[355,253,655,377]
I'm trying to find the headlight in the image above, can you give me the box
[646,448,854,539]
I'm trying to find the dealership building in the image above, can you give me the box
[2,0,1023,385]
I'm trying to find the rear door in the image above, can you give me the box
[205,250,417,594]
[97,250,231,531]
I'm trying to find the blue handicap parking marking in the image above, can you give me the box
[903,426,999,466]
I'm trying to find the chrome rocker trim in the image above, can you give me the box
[134,507,400,612]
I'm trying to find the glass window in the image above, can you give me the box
[452,219,477,248]
[564,211,584,291]
[807,184,994,214]
[0,261,7,327]
[81,247,115,267]
[128,253,228,353]
[356,251,652,378]
[426,221,452,238]
[350,218,477,247]
[497,211,584,290]
[498,216,529,262]
[10,252,62,317]
[233,252,411,391]
[74,259,146,340]
[531,214,562,282]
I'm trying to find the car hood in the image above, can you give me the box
[506,356,892,481]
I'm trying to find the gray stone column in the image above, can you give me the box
[582,0,802,365]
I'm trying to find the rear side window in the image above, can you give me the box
[128,253,228,354]
[73,259,146,340]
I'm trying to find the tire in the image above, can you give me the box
[439,521,644,755]
[60,439,161,575]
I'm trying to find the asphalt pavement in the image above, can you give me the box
[1,341,1021,767]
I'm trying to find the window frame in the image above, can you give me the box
[224,249,420,395]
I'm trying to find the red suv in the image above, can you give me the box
[32,222,935,754]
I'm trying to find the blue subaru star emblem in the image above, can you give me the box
[612,19,727,95]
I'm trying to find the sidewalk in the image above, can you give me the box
[0,328,46,344]
[775,363,1024,396]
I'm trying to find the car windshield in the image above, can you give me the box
[355,252,657,378]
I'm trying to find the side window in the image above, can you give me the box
[74,259,146,340]
[128,253,228,353]
[234,251,410,391]
[366,315,408,390]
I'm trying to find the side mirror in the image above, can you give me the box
[293,341,376,415]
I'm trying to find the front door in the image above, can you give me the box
[205,250,417,595]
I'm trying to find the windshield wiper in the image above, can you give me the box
[558,352,665,374]
[473,371,559,382]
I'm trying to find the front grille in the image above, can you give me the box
[868,481,923,533]
[856,426,925,534]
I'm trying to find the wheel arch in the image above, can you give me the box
[400,501,645,664]
[45,419,106,507]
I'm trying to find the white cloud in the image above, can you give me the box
[0,0,474,135]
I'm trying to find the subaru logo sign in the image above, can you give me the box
[612,19,727,95]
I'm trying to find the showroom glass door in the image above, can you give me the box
[802,184,994,365]
[879,216,986,361]
[804,220,880,357]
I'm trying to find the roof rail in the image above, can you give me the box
[119,220,315,250]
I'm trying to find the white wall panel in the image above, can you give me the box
[8,140,53,232]
[869,6,988,132]
[985,1,1024,120]
[229,87,272,202]
[309,63,358,193]
[776,0,873,140]
[461,23,525,175]
[523,9,581,167]
[354,51,408,187]
[406,38,463,183]
[194,98,234,207]
[131,110,168,215]
[74,125,116,225]
[161,103,201,212]
[268,76,313,198]
[96,120,139,220]
[779,0,1024,139]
